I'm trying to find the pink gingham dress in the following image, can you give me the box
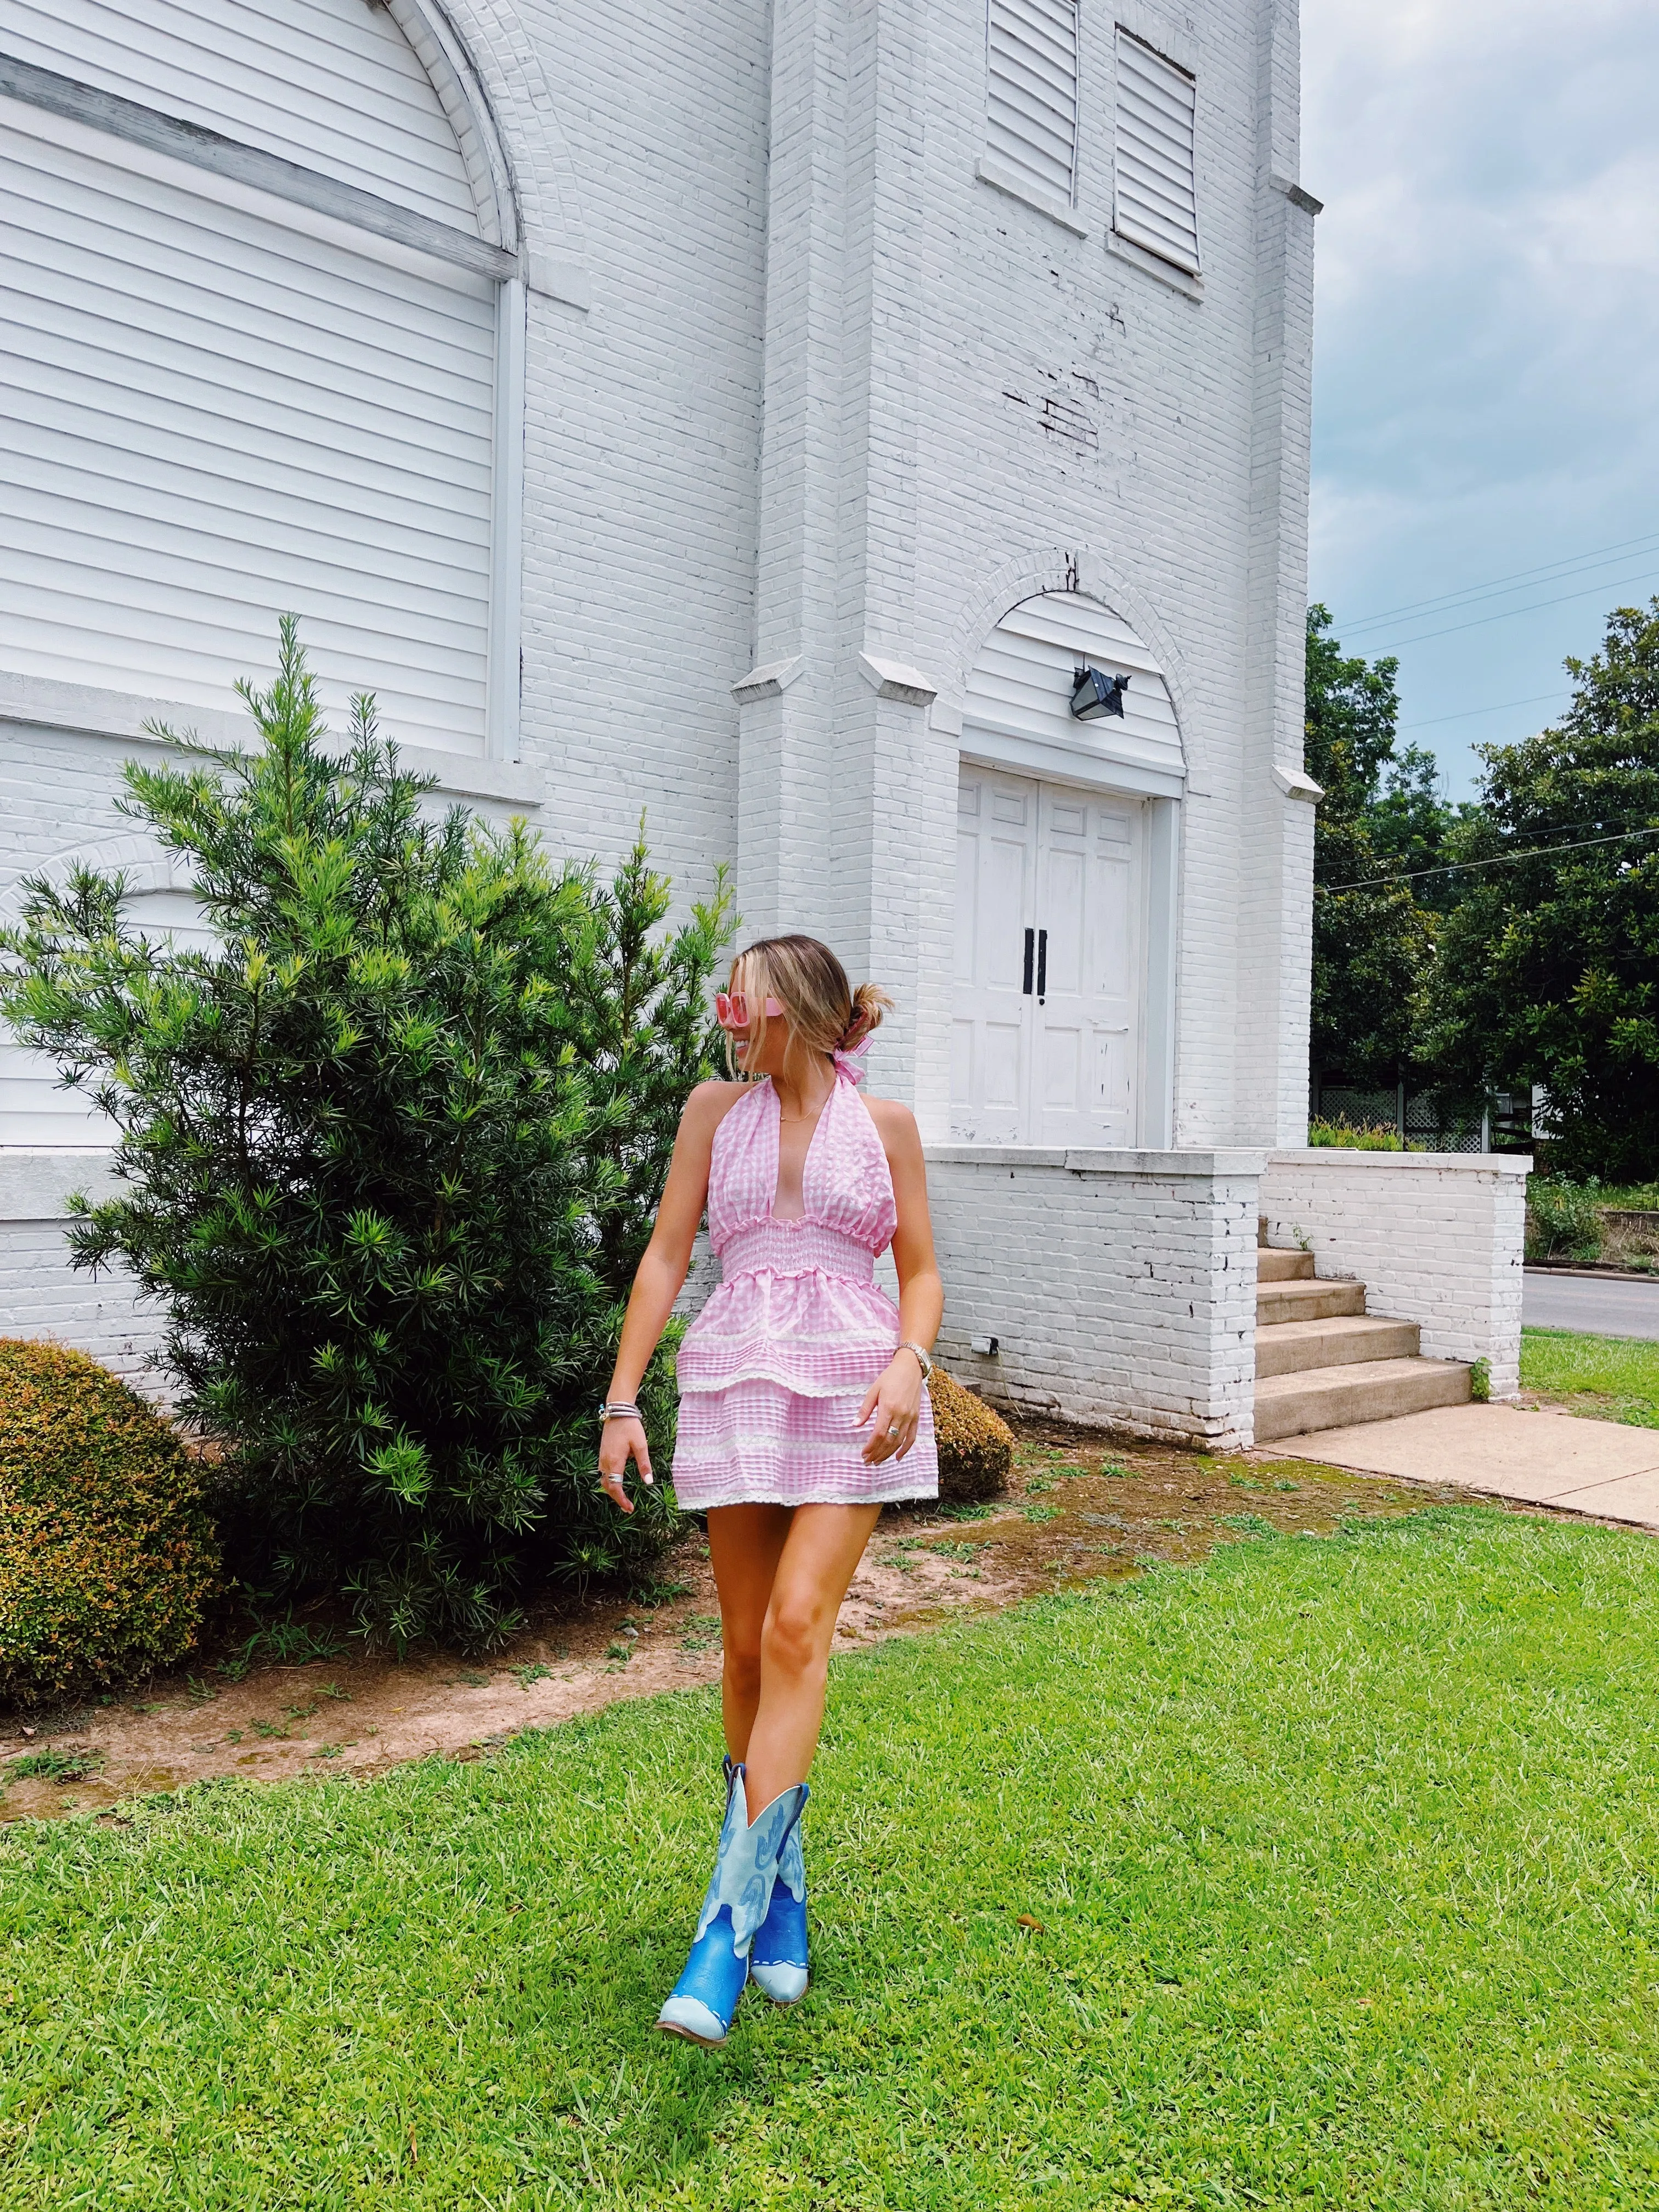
[672,1060,939,1508]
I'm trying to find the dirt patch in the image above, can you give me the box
[0,1424,1485,1825]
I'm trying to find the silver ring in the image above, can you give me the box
[886,1425,902,1438]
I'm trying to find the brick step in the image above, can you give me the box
[1257,1248,1314,1283]
[1254,1357,1472,1443]
[1255,1313,1420,1379]
[1257,1277,1367,1325]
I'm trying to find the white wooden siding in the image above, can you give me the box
[962,591,1186,797]
[0,886,217,1146]
[0,1041,111,1148]
[986,0,1079,206]
[1113,29,1199,275]
[0,0,478,232]
[1,106,496,749]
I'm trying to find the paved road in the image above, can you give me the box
[1525,1268,1659,1340]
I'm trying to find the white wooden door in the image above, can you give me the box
[951,769,1144,1146]
[952,773,1036,1143]
[1031,786,1141,1146]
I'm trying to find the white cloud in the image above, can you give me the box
[1302,0,1659,791]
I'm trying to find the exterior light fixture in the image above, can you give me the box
[1070,665,1130,720]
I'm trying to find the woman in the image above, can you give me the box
[597,933,944,2046]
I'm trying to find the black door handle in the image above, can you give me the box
[1036,928,1048,1003]
[1022,927,1034,995]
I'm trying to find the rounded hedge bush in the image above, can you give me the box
[0,1340,221,1700]
[928,1367,1014,1504]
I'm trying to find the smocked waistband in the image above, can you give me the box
[718,1222,877,1285]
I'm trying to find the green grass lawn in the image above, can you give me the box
[1522,1326,1659,1426]
[6,1506,1659,2208]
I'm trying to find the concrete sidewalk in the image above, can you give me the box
[1260,1403,1659,1532]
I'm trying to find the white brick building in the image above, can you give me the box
[0,0,1521,1440]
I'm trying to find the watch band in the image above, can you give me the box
[898,1340,934,1381]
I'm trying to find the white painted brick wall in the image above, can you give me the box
[892,0,1316,1152]
[1260,1150,1530,1398]
[927,1147,1267,1447]
[0,1155,166,1391]
[0,0,1317,1389]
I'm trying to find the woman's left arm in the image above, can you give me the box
[857,1100,945,1464]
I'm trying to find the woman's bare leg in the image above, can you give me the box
[706,1504,794,1764]
[742,1503,882,1813]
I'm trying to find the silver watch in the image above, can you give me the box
[898,1340,934,1381]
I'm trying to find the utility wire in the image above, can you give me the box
[1457,803,1659,845]
[1397,689,1571,733]
[1341,529,1659,634]
[1319,822,1659,894]
[1377,568,1659,651]
[1352,552,1659,637]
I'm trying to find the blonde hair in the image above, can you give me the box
[725,935,893,1080]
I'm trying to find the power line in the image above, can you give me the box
[1380,567,1659,651]
[1340,529,1659,633]
[1397,689,1571,733]
[1319,822,1659,894]
[1345,532,1659,629]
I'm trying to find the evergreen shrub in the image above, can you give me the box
[928,1368,1014,1504]
[0,1340,219,1699]
[0,622,732,1651]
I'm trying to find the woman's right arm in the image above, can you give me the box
[597,1081,736,1512]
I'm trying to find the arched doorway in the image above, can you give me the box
[951,590,1183,1147]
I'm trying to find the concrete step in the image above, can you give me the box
[1256,1313,1420,1379]
[1257,1277,1367,1326]
[1257,1248,1315,1283]
[1255,1357,1472,1443]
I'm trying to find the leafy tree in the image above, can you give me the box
[1304,606,1436,1087]
[0,621,732,1647]
[1425,599,1659,1179]
[1367,742,1465,908]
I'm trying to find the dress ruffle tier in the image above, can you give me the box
[672,1075,938,1510]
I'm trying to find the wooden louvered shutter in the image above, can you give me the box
[986,0,1080,208]
[1113,29,1199,275]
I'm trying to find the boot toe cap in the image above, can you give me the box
[749,1959,809,2004]
[657,1994,730,2045]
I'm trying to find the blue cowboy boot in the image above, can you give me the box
[721,1755,809,2005]
[657,1765,808,2047]
[749,1809,809,2004]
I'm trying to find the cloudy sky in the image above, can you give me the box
[1301,0,1659,796]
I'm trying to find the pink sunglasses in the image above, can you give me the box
[715,990,784,1030]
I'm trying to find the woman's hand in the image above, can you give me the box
[597,1416,653,1514]
[858,1351,925,1465]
